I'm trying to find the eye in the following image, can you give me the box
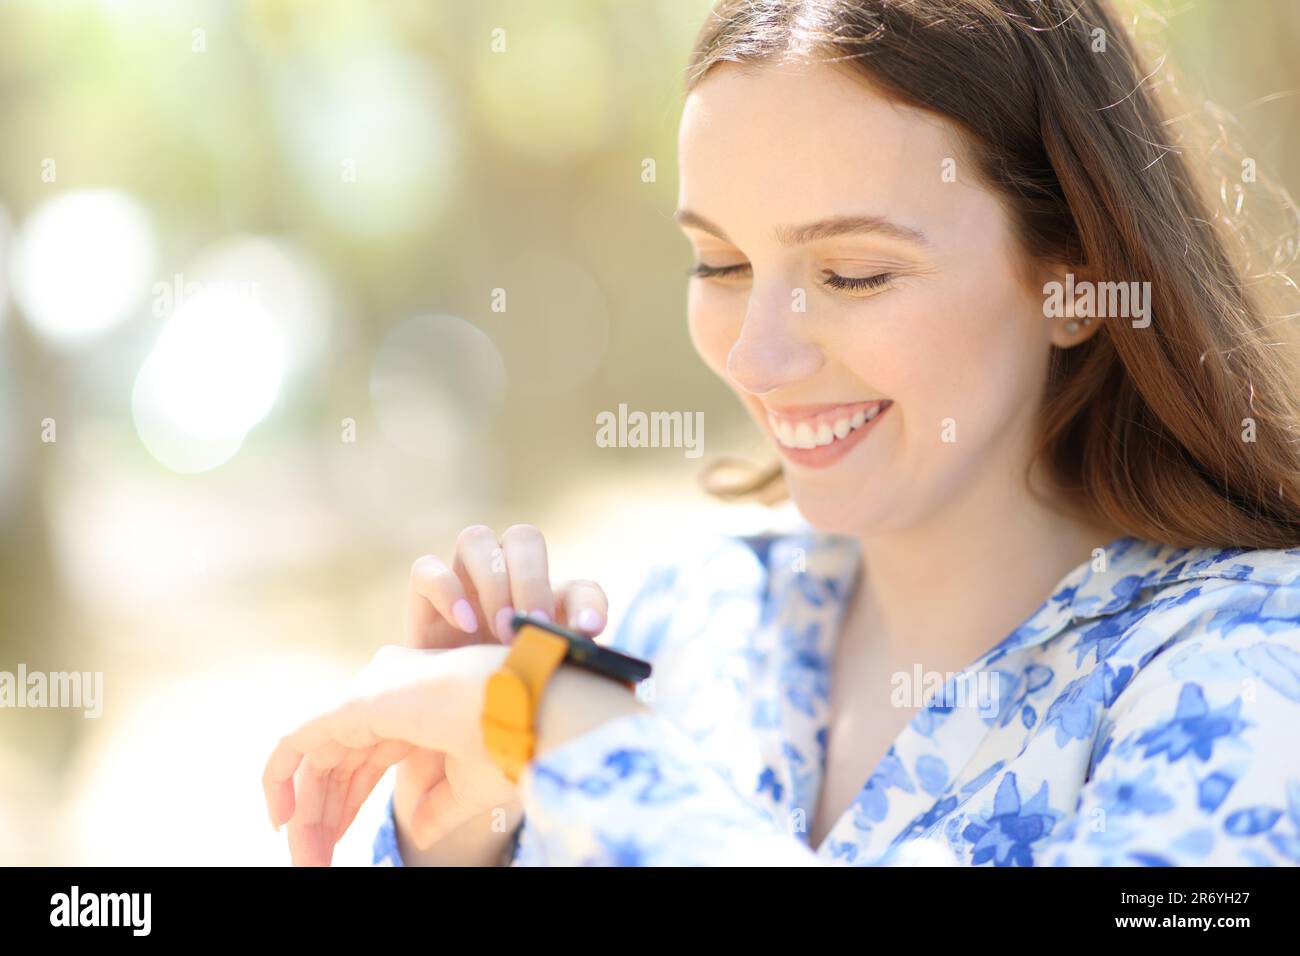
[689,262,751,280]
[689,263,895,296]
[822,270,894,294]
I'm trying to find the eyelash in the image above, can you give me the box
[689,262,894,293]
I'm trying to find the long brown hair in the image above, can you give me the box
[689,0,1300,550]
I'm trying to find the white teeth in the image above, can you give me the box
[769,402,888,449]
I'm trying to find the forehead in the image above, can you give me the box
[677,61,968,233]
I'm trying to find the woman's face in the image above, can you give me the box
[677,61,1063,535]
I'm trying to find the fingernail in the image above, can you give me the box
[576,608,603,632]
[451,598,478,633]
[530,609,551,624]
[495,605,516,643]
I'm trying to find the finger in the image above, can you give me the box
[408,553,479,644]
[337,739,412,841]
[264,701,381,829]
[320,746,371,847]
[499,524,555,626]
[409,777,479,850]
[285,744,352,867]
[556,579,608,637]
[452,525,514,642]
[263,739,304,830]
[283,734,409,865]
[286,780,336,866]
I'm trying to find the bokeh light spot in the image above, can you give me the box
[9,189,156,346]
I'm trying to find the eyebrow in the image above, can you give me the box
[673,208,930,248]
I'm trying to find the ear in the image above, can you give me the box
[1037,260,1106,349]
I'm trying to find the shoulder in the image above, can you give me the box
[1113,542,1300,648]
[1086,541,1300,742]
[1069,545,1300,863]
[1069,539,1300,646]
[1140,540,1300,595]
[1046,540,1300,750]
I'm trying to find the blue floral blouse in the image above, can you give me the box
[372,529,1300,866]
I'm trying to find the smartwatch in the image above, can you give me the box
[481,611,653,783]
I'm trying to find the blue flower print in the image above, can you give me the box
[1094,765,1174,817]
[1198,770,1238,813]
[1201,584,1300,640]
[1136,683,1251,764]
[850,747,916,830]
[756,765,783,803]
[1223,806,1282,837]
[778,623,832,717]
[1043,664,1132,747]
[1070,601,1152,667]
[999,663,1055,730]
[962,773,1060,866]
[1263,780,1300,862]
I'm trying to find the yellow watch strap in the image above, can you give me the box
[481,625,569,783]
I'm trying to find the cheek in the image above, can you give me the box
[829,270,1047,458]
[892,270,1049,449]
[686,284,741,381]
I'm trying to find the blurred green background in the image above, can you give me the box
[0,0,1296,864]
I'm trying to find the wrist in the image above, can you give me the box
[532,662,649,761]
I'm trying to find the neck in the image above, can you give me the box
[845,466,1123,672]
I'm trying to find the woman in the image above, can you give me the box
[262,0,1300,866]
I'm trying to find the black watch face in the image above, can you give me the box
[510,611,652,684]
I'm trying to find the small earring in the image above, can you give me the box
[1064,319,1080,334]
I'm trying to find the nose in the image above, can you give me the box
[725,295,825,396]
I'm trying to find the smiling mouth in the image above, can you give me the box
[765,399,893,450]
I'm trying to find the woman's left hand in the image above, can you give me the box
[262,642,513,866]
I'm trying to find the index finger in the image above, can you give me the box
[500,524,555,623]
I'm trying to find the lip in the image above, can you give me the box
[766,399,893,469]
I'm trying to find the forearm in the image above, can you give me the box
[394,794,523,867]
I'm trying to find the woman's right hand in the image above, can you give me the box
[393,523,610,863]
